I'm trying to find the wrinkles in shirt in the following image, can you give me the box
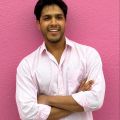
[16,37,105,120]
[30,42,85,96]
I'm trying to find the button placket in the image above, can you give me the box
[57,67,64,95]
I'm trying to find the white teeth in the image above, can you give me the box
[49,30,58,32]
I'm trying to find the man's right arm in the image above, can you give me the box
[38,80,94,120]
[16,60,51,120]
[47,107,71,120]
[16,60,93,120]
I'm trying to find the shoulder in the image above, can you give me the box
[69,39,100,57]
[17,46,40,70]
[73,41,102,65]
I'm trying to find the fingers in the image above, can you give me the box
[78,79,94,92]
[80,78,87,88]
[82,80,94,91]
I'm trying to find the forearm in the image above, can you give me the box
[47,107,71,120]
[37,80,94,113]
[47,96,84,112]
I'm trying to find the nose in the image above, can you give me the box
[50,18,57,25]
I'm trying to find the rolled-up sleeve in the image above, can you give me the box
[16,59,51,120]
[72,48,105,112]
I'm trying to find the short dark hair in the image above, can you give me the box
[34,0,68,20]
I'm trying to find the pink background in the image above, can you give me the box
[0,0,119,120]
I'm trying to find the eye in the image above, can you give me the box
[56,15,64,20]
[43,17,50,21]
[42,16,51,21]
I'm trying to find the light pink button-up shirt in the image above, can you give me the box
[16,37,105,120]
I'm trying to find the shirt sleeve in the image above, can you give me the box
[16,59,51,120]
[72,48,105,112]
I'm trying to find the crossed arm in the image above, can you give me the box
[37,80,94,120]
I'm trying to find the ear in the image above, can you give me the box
[36,20,41,30]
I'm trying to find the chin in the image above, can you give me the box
[49,39,61,43]
[47,36,61,43]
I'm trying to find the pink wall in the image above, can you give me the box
[0,0,119,120]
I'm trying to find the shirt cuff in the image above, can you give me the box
[72,92,88,112]
[36,104,51,120]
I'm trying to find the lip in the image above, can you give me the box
[47,27,61,35]
[48,31,59,36]
[48,27,60,31]
[48,28,60,31]
[48,29,60,34]
[49,29,58,32]
[49,30,59,33]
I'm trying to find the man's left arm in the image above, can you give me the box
[38,95,84,112]
[38,80,94,112]
[71,48,105,112]
[38,48,105,113]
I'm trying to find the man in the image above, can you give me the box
[16,0,105,120]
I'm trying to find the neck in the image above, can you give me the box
[45,37,66,53]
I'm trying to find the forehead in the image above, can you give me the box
[41,4,64,16]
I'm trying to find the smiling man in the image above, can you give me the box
[39,5,65,43]
[16,0,105,120]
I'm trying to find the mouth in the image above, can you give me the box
[48,29,59,32]
[48,28,60,31]
[48,29,60,36]
[48,26,60,32]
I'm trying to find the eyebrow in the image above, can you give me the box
[41,13,64,17]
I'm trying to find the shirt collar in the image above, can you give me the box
[65,37,74,48]
[39,37,74,55]
[39,42,46,55]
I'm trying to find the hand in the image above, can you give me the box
[77,79,94,92]
[37,95,48,105]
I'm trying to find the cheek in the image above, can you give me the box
[40,22,48,29]
[40,25,47,32]
[60,22,66,28]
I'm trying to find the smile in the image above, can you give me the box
[49,29,59,32]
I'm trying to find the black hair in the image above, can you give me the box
[34,0,68,20]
